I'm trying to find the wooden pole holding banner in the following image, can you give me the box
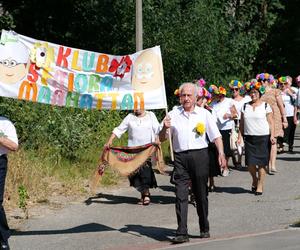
[136,0,143,51]
[165,108,174,162]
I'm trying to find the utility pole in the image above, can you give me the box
[136,0,143,52]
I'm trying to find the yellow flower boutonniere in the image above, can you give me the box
[194,122,205,137]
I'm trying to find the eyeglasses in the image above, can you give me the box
[0,59,22,68]
[232,88,239,92]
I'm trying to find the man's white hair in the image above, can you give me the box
[179,82,198,98]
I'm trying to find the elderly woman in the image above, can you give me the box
[105,109,160,205]
[229,80,251,168]
[238,81,275,195]
[209,85,236,176]
[258,73,287,174]
[277,76,297,153]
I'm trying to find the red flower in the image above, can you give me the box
[109,55,132,79]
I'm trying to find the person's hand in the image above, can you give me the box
[223,113,230,120]
[270,136,276,145]
[294,116,299,125]
[218,153,226,168]
[285,88,294,96]
[163,115,171,129]
[154,138,161,145]
[282,121,288,129]
[104,141,112,149]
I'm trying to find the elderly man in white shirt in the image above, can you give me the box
[159,83,225,244]
[0,116,18,250]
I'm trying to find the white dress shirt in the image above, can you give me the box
[113,111,160,147]
[166,106,221,153]
[0,116,18,156]
[211,97,235,130]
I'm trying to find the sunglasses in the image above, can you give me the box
[232,88,239,92]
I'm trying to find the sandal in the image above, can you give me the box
[143,194,151,206]
[138,196,144,205]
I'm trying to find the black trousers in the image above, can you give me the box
[173,148,209,235]
[0,155,9,242]
[283,116,296,150]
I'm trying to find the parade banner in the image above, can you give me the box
[0,30,167,110]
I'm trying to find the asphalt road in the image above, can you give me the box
[9,127,300,250]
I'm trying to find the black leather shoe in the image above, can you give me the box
[255,191,263,196]
[0,241,10,250]
[170,235,189,244]
[200,231,210,238]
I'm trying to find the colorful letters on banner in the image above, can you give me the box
[0,30,167,110]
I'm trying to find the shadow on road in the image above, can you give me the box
[12,223,176,242]
[158,185,175,193]
[214,186,251,194]
[119,224,175,241]
[84,193,175,205]
[11,223,116,236]
[276,156,300,161]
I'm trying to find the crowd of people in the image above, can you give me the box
[1,74,299,248]
[103,73,299,244]
[165,73,299,243]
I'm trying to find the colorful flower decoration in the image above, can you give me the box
[239,85,246,95]
[30,42,53,68]
[208,84,219,95]
[278,76,288,84]
[218,86,227,96]
[195,122,205,136]
[244,78,265,94]
[271,79,278,88]
[109,55,132,79]
[256,73,275,83]
[198,87,212,101]
[198,78,206,87]
[174,88,179,96]
[229,80,242,89]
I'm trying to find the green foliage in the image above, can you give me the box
[0,0,295,180]
[0,97,125,162]
[0,5,15,30]
[18,185,29,212]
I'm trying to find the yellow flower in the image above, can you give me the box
[174,89,179,96]
[195,122,205,136]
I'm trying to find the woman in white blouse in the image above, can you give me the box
[210,86,236,176]
[229,80,251,168]
[238,82,275,195]
[105,109,160,205]
[278,77,297,153]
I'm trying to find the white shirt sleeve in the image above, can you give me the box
[149,111,160,135]
[205,110,221,142]
[2,119,18,145]
[112,113,131,138]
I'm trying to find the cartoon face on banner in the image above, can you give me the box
[0,41,29,84]
[132,49,163,92]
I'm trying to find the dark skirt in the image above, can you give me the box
[128,159,157,193]
[244,135,271,166]
[220,129,232,157]
[208,143,221,177]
